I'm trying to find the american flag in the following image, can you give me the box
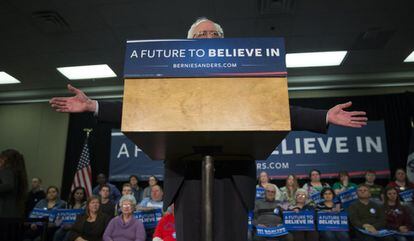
[71,137,93,197]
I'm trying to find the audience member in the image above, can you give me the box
[143,176,159,199]
[348,184,393,241]
[257,171,282,201]
[153,204,176,241]
[387,168,414,193]
[130,175,144,203]
[302,169,330,197]
[99,184,115,218]
[280,174,299,206]
[332,171,357,195]
[67,195,111,241]
[25,186,67,241]
[363,170,384,203]
[103,194,146,241]
[115,183,136,215]
[53,187,87,241]
[253,184,292,241]
[383,186,413,241]
[138,185,164,210]
[288,188,318,241]
[316,187,350,241]
[25,177,46,217]
[0,149,28,217]
[92,173,121,202]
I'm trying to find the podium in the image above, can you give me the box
[121,76,290,241]
[121,37,289,241]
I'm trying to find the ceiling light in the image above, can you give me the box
[57,64,117,80]
[286,51,347,68]
[0,72,21,84]
[403,51,414,62]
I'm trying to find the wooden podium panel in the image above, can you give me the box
[122,77,290,160]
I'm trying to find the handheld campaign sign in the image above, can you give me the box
[310,192,324,204]
[357,228,394,237]
[134,209,163,229]
[255,225,288,237]
[29,208,57,223]
[282,210,315,231]
[317,211,349,231]
[124,38,286,78]
[338,188,358,208]
[256,187,265,200]
[56,209,84,224]
[399,189,413,202]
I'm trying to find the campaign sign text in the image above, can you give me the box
[255,225,288,237]
[310,192,324,204]
[338,188,358,208]
[29,208,56,223]
[56,209,85,224]
[124,38,286,78]
[256,187,265,200]
[399,189,413,202]
[282,210,315,231]
[317,212,349,231]
[134,209,163,229]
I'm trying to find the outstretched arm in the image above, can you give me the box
[327,101,367,128]
[49,84,97,113]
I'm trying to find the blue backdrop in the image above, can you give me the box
[109,121,389,181]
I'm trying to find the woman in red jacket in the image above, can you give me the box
[153,204,176,241]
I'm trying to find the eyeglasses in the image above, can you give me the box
[193,30,223,38]
[265,190,276,193]
[296,194,306,197]
[122,204,132,208]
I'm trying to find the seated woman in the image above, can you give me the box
[287,188,318,241]
[332,171,357,195]
[67,195,111,241]
[143,176,159,199]
[54,187,87,241]
[302,169,330,201]
[316,187,350,241]
[103,194,146,241]
[257,171,282,201]
[153,204,176,241]
[253,184,292,241]
[383,186,413,241]
[129,175,144,204]
[25,186,67,241]
[280,174,299,206]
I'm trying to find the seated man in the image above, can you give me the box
[253,184,292,241]
[98,184,115,218]
[92,173,121,202]
[349,184,393,241]
[138,185,164,210]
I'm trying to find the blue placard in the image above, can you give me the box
[310,192,324,204]
[399,189,413,202]
[256,187,265,200]
[392,231,414,236]
[124,38,286,78]
[56,209,85,224]
[255,225,288,237]
[338,188,358,208]
[357,228,394,237]
[134,209,163,229]
[317,211,349,231]
[29,208,57,223]
[282,210,315,231]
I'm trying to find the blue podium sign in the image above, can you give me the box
[124,38,286,78]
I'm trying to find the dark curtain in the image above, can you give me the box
[61,92,414,199]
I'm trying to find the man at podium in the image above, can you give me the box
[50,17,367,241]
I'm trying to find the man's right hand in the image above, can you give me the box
[49,84,97,113]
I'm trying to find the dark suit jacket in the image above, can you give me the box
[97,101,328,211]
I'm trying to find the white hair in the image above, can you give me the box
[187,17,224,39]
[119,194,136,206]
